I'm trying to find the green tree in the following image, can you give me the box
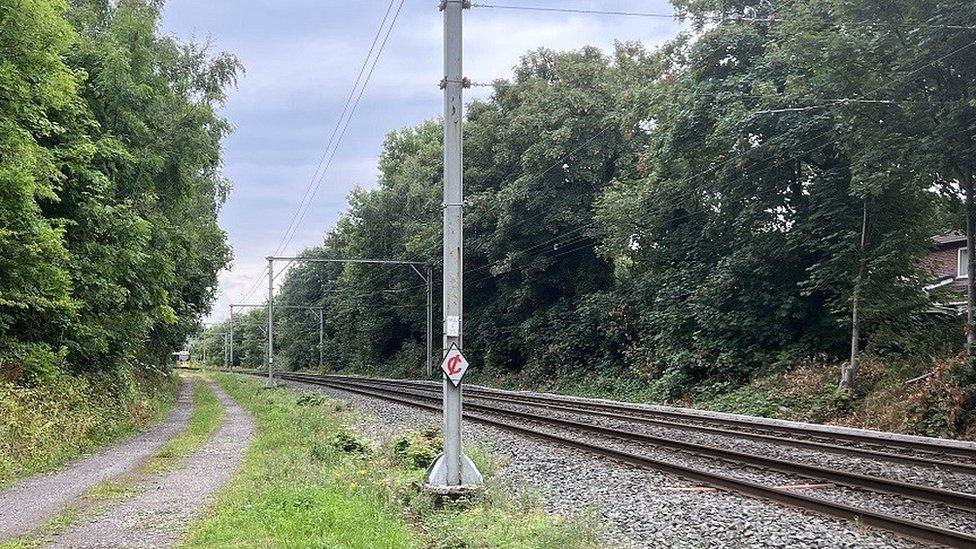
[0,0,81,380]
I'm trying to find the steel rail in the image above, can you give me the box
[276,372,976,548]
[314,375,976,511]
[462,386,976,461]
[329,375,976,474]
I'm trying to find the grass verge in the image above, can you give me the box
[0,366,179,488]
[0,376,223,549]
[183,373,600,548]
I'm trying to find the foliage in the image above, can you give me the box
[689,352,976,438]
[187,374,600,548]
[330,428,371,454]
[1,0,236,385]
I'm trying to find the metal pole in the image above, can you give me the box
[426,265,433,378]
[427,0,479,489]
[229,306,235,371]
[266,257,276,388]
[318,307,324,370]
[223,333,228,371]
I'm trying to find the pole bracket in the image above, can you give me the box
[439,77,471,90]
[439,0,471,11]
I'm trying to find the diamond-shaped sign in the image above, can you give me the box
[440,343,468,386]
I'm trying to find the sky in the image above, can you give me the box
[158,1,683,324]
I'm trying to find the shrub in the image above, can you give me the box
[392,428,441,469]
[330,429,370,454]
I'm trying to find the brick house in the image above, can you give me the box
[924,232,968,313]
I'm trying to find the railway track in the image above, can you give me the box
[270,371,976,548]
[323,374,976,467]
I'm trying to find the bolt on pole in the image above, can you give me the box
[426,0,482,489]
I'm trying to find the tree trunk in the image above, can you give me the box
[964,166,976,365]
[840,199,869,392]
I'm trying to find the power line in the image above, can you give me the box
[472,2,976,31]
[271,0,399,260]
[248,10,976,317]
[471,3,677,19]
[277,0,407,255]
[239,0,405,304]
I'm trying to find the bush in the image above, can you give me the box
[391,428,441,469]
[330,429,370,454]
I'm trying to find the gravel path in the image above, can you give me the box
[280,378,928,549]
[0,381,194,541]
[45,381,254,548]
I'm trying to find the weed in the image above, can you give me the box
[330,428,371,454]
[392,428,441,469]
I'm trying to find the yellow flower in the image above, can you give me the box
[349,482,358,491]
[357,469,366,476]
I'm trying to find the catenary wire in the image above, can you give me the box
[239,0,404,304]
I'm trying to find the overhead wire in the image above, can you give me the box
[238,0,405,304]
[272,0,399,259]
[277,0,407,256]
[471,3,677,20]
[471,2,976,31]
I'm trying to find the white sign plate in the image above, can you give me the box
[445,315,461,337]
[440,343,468,386]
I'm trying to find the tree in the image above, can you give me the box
[1,0,83,380]
[2,0,239,383]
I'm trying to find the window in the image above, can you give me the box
[959,247,969,279]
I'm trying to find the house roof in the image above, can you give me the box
[933,231,966,246]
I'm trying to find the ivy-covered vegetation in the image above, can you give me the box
[1,0,236,473]
[202,0,974,431]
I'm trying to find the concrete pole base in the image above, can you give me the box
[263,377,277,389]
[424,452,483,489]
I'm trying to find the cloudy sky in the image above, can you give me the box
[158,1,682,323]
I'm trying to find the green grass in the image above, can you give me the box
[145,377,223,473]
[184,373,601,548]
[86,479,141,502]
[182,374,418,548]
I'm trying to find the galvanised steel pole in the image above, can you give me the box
[318,307,324,370]
[266,257,276,388]
[427,0,480,489]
